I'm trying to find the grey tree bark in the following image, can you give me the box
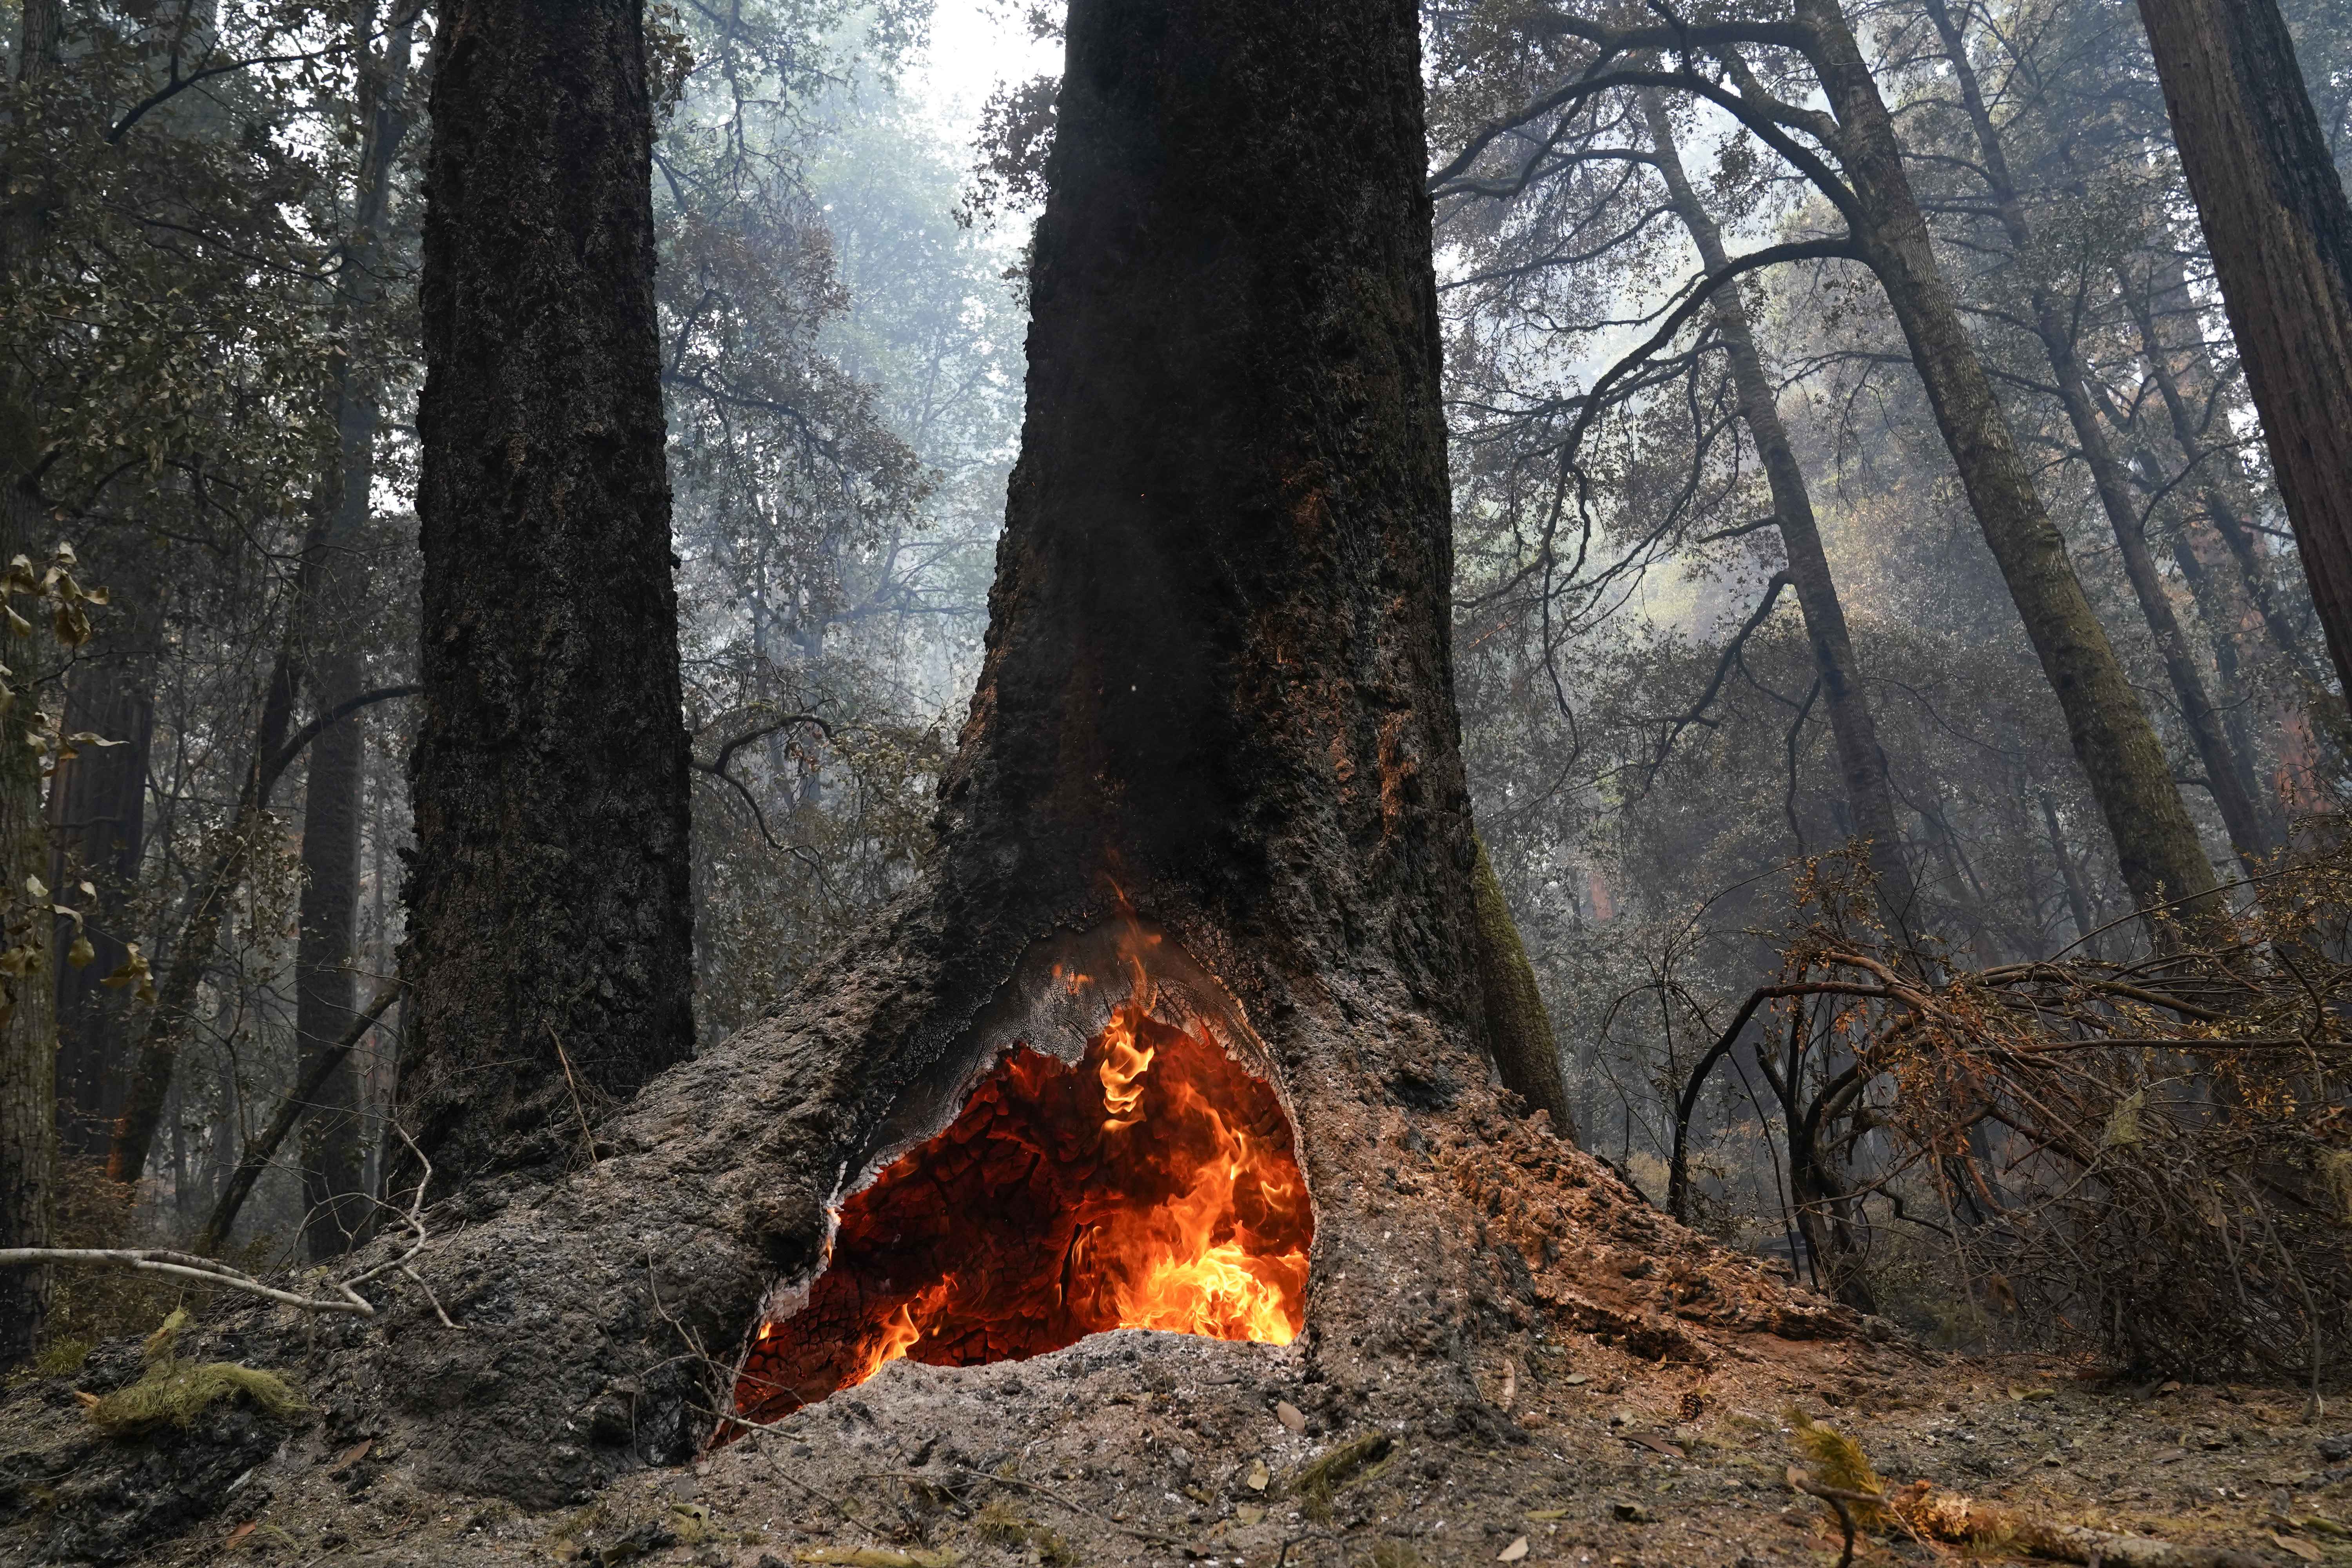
[1922,0,2276,869]
[0,0,63,1370]
[1795,0,2227,941]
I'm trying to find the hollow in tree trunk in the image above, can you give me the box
[321,0,1848,1504]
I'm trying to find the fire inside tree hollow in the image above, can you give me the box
[735,997,1311,1419]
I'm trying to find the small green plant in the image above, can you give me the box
[85,1309,307,1437]
[1786,1407,1887,1526]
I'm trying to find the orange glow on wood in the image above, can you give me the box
[734,1005,1310,1419]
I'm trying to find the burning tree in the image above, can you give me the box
[268,0,1835,1511]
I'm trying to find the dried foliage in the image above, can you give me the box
[1676,838,2352,1386]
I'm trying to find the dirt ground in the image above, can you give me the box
[9,1315,2349,1568]
[5,1121,2347,1567]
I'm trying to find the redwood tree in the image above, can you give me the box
[393,0,694,1188]
[2136,0,2352,701]
[357,0,1575,1497]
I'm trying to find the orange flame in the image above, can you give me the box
[735,943,1310,1420]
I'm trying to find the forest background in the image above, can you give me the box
[1,0,2347,1385]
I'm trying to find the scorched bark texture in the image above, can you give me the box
[394,0,693,1188]
[327,0,1604,1504]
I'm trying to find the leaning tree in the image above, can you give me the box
[311,0,1823,1504]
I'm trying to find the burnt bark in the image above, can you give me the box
[345,0,1573,1501]
[1922,0,2276,869]
[392,0,693,1189]
[1797,0,2227,940]
[1637,89,1920,927]
[2135,0,2352,701]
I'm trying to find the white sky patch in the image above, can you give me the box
[904,0,1062,149]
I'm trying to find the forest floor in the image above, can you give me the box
[8,1314,2349,1568]
[5,1117,2348,1568]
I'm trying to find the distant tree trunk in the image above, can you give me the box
[1798,0,2227,942]
[0,0,64,1371]
[296,646,368,1255]
[107,634,300,1182]
[297,2,416,1260]
[1923,0,2276,868]
[2136,0,2352,700]
[393,0,693,1189]
[45,655,152,1156]
[1638,90,1921,927]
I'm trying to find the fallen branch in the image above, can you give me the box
[0,1248,375,1317]
[0,1122,454,1327]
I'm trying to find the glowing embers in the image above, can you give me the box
[735,1006,1310,1419]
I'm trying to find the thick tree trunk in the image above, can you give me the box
[1922,0,2275,868]
[332,0,1721,1503]
[1798,0,2227,942]
[2136,0,2352,700]
[392,0,693,1189]
[1638,91,1920,926]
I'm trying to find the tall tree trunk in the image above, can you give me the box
[296,2,415,1260]
[1797,0,2227,942]
[1923,0,2276,868]
[46,653,153,1157]
[0,0,64,1371]
[2135,0,2352,699]
[295,644,368,1255]
[1638,89,1920,926]
[393,0,694,1189]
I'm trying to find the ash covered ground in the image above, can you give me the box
[4,1120,2347,1567]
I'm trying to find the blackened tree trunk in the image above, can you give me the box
[1922,0,2277,868]
[1637,90,1921,926]
[1797,0,2227,941]
[342,0,1657,1502]
[2136,0,2352,701]
[392,0,693,1188]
